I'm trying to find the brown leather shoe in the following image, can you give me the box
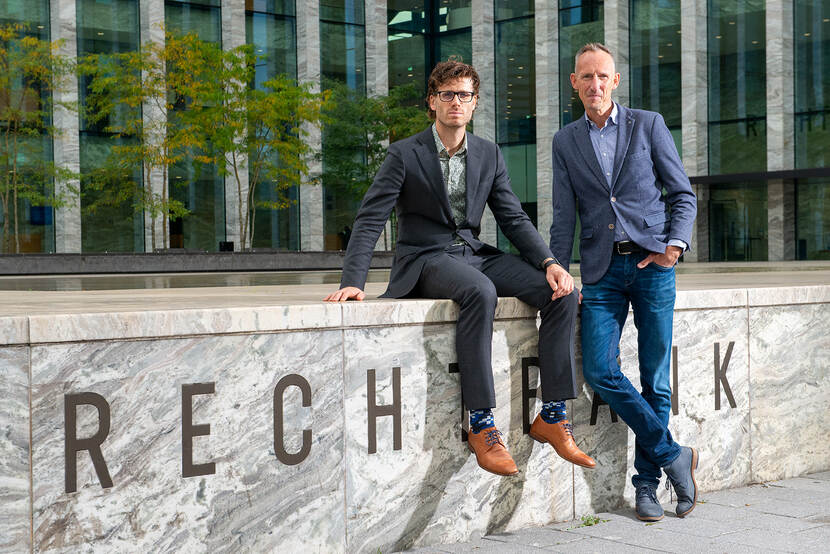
[529,415,596,468]
[467,427,519,476]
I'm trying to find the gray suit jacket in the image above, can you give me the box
[341,127,555,298]
[549,105,697,285]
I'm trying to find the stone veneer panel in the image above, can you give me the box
[343,320,572,552]
[749,303,830,482]
[573,305,751,516]
[534,0,559,240]
[681,0,708,178]
[30,332,345,552]
[0,347,30,553]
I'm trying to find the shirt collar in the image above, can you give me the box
[432,123,467,156]
[584,102,618,130]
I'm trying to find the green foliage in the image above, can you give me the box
[575,514,609,527]
[182,41,326,249]
[319,81,429,202]
[78,31,214,249]
[0,24,76,253]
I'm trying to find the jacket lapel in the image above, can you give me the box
[574,121,610,192]
[413,128,454,223]
[611,106,634,190]
[464,132,483,224]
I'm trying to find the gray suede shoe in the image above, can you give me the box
[635,483,664,521]
[663,446,699,517]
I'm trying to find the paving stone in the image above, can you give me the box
[713,527,823,552]
[638,511,754,538]
[547,536,663,553]
[740,498,825,518]
[483,527,583,548]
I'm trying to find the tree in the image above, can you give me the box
[319,82,429,248]
[182,42,327,250]
[0,24,76,253]
[78,32,211,250]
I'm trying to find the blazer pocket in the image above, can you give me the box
[626,147,650,161]
[643,211,669,228]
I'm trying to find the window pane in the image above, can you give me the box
[495,0,534,21]
[559,1,604,125]
[796,178,830,259]
[708,182,768,261]
[630,0,681,154]
[321,21,366,94]
[165,1,221,43]
[708,0,766,174]
[246,5,299,249]
[246,0,294,16]
[794,0,830,169]
[77,0,143,252]
[320,0,364,24]
[496,17,535,144]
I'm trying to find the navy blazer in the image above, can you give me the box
[549,105,697,285]
[340,126,555,298]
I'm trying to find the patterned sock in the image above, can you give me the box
[540,400,567,424]
[469,409,495,433]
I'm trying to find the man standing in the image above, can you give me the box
[325,60,595,476]
[549,44,698,520]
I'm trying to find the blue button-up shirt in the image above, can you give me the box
[585,103,630,242]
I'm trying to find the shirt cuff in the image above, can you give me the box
[668,239,688,251]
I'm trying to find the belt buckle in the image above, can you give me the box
[616,241,634,255]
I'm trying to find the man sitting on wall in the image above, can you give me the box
[324,60,595,476]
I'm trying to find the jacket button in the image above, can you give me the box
[608,224,615,230]
[611,196,617,202]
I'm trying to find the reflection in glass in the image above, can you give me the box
[495,7,536,253]
[630,0,681,155]
[1,0,54,252]
[708,182,768,261]
[796,179,830,259]
[708,0,766,174]
[77,0,143,252]
[166,0,225,251]
[246,0,299,249]
[387,0,472,99]
[559,1,604,125]
[321,0,366,251]
[794,0,830,169]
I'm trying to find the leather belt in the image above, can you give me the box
[614,240,643,255]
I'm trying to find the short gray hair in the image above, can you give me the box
[574,43,615,71]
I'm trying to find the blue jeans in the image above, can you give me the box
[581,252,681,487]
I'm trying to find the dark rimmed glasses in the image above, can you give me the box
[435,90,476,103]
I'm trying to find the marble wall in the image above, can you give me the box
[2,286,829,552]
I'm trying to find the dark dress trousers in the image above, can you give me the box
[340,127,578,410]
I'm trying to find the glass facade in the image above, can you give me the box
[165,0,224,251]
[246,0,299,250]
[630,0,681,155]
[495,1,535,252]
[708,182,768,261]
[0,0,55,253]
[387,0,472,100]
[559,0,604,125]
[708,0,766,175]
[796,178,830,259]
[77,0,143,253]
[795,0,830,169]
[321,0,366,251]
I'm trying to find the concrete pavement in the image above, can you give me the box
[403,473,830,553]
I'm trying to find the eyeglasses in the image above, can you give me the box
[435,90,476,103]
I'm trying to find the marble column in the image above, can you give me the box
[297,1,324,251]
[681,0,709,261]
[140,0,166,251]
[767,179,795,261]
[472,0,498,246]
[221,2,248,250]
[604,0,630,108]
[534,0,559,240]
[766,0,795,261]
[365,0,393,251]
[50,0,81,253]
